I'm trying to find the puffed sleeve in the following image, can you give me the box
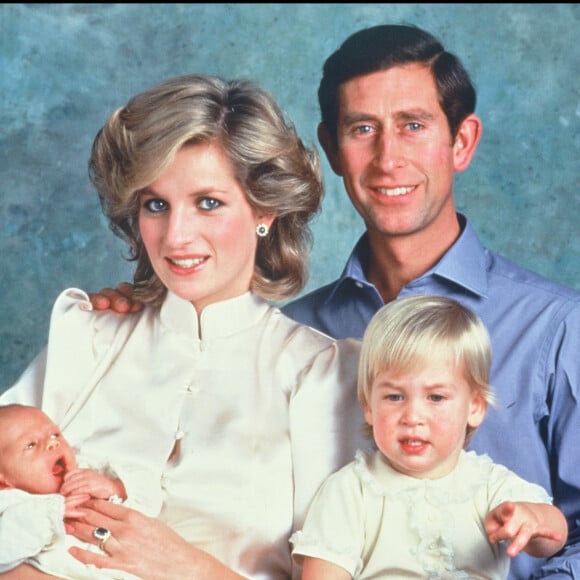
[290,463,365,576]
[287,334,367,529]
[0,287,140,428]
[485,460,553,509]
[0,490,65,572]
[0,288,94,419]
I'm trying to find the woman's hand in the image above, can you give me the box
[69,499,245,580]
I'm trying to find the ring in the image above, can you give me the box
[93,526,111,552]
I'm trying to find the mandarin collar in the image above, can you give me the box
[160,291,271,339]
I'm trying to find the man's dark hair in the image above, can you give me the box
[318,24,477,143]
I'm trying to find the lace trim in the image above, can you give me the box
[352,450,492,576]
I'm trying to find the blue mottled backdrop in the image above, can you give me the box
[1,3,579,390]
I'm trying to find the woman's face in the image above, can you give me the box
[139,143,273,313]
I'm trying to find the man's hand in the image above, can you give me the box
[87,282,142,313]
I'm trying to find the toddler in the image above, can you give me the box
[291,295,567,579]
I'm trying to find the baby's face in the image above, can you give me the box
[0,406,77,494]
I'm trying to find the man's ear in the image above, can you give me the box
[453,114,482,173]
[317,122,343,176]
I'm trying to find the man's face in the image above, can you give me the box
[327,64,472,241]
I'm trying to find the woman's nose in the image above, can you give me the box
[166,208,195,246]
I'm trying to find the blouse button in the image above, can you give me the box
[186,384,200,395]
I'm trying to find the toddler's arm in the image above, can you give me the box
[485,500,567,558]
[301,556,351,580]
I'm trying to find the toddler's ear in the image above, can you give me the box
[467,392,487,430]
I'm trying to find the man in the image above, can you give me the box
[282,25,580,578]
[92,25,580,577]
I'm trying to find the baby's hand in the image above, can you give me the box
[61,468,126,501]
[485,501,564,557]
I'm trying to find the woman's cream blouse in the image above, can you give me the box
[2,288,364,580]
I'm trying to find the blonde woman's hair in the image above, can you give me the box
[89,74,323,306]
[358,295,495,445]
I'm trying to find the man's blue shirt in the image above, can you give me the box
[283,214,580,579]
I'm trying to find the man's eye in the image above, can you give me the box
[406,122,423,131]
[354,125,373,135]
[199,198,222,211]
[25,441,36,450]
[143,198,167,213]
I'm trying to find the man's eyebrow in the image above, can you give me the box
[340,109,436,126]
[395,109,435,122]
[340,112,380,126]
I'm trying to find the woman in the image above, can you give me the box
[0,74,363,579]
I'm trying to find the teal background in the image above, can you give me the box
[1,3,579,390]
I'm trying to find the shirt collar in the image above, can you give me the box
[360,449,485,500]
[329,213,489,302]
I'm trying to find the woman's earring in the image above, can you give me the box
[256,223,269,237]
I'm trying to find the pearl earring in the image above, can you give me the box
[256,223,269,237]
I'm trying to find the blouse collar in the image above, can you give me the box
[159,291,272,340]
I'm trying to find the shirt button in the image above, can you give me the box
[175,429,185,440]
[355,281,364,289]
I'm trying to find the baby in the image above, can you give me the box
[291,295,567,579]
[0,404,144,579]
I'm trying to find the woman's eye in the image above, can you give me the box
[199,197,222,211]
[143,198,167,213]
[25,441,36,450]
[429,394,445,402]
